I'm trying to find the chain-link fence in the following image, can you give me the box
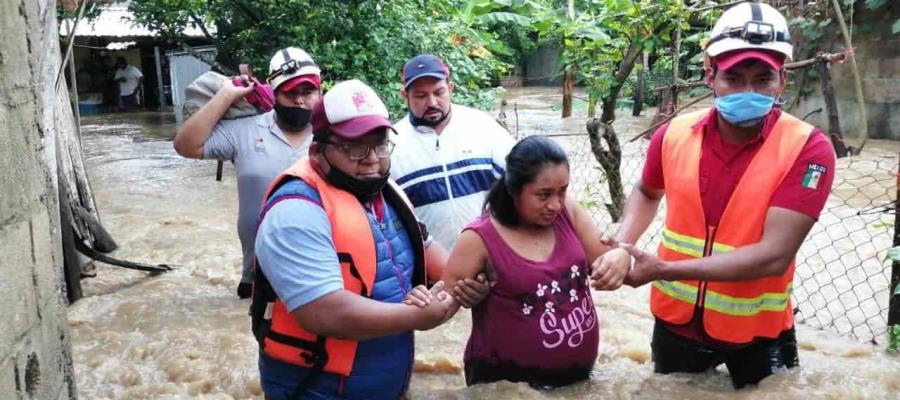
[506,88,898,344]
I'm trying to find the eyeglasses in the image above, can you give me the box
[267,59,318,82]
[326,140,395,161]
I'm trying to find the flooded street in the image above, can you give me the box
[70,87,899,399]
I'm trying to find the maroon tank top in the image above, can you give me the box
[462,208,599,387]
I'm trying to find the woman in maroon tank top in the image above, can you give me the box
[439,135,632,388]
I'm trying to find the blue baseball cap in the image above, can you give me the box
[401,54,450,89]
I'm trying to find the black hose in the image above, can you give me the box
[801,108,823,122]
[74,240,174,273]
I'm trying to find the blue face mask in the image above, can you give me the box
[714,91,775,128]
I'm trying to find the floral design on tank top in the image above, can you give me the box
[515,263,595,349]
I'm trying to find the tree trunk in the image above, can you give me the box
[562,70,574,118]
[593,40,642,218]
[632,51,646,116]
[561,0,575,118]
[599,41,643,124]
[816,60,849,158]
[586,119,624,221]
[587,92,597,118]
[830,0,868,154]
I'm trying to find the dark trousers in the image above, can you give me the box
[651,321,799,388]
[120,93,138,108]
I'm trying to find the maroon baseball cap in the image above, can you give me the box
[311,79,394,140]
[714,49,785,71]
[277,74,321,92]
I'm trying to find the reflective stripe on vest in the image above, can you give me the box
[652,109,813,344]
[661,228,735,259]
[652,280,792,317]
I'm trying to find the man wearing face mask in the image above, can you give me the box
[251,80,457,399]
[174,47,321,299]
[391,54,515,252]
[590,3,835,388]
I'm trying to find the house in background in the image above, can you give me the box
[60,3,214,115]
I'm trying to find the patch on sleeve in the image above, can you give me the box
[801,163,827,189]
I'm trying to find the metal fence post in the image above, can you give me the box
[889,155,900,351]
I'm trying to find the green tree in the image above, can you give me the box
[130,0,510,117]
[525,0,708,220]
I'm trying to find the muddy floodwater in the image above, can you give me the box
[70,87,899,399]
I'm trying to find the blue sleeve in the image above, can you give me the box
[202,120,239,160]
[255,199,344,312]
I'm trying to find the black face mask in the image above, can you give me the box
[322,152,390,202]
[408,104,450,128]
[274,104,311,131]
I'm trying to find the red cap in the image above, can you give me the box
[310,79,394,140]
[312,100,393,139]
[714,49,785,71]
[277,74,321,92]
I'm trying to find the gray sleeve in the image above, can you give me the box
[202,120,238,160]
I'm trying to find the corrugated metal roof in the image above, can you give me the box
[59,5,213,38]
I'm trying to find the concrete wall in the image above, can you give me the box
[793,3,900,141]
[1,0,77,399]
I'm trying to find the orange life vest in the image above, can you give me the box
[651,109,813,344]
[250,158,426,377]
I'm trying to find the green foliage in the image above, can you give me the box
[864,0,888,10]
[889,324,899,352]
[130,0,510,118]
[887,246,900,262]
[57,1,103,24]
[524,0,711,120]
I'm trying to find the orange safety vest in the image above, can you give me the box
[652,109,813,344]
[250,157,426,378]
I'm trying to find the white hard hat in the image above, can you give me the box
[267,47,321,91]
[706,2,793,61]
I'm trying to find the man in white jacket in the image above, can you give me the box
[391,54,514,251]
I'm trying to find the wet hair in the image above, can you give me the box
[485,135,568,227]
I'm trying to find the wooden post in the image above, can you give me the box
[815,59,849,158]
[673,24,681,87]
[59,167,83,304]
[154,46,167,108]
[816,60,841,136]
[514,102,519,140]
[561,0,575,118]
[889,155,900,350]
[66,25,81,139]
[670,22,682,112]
